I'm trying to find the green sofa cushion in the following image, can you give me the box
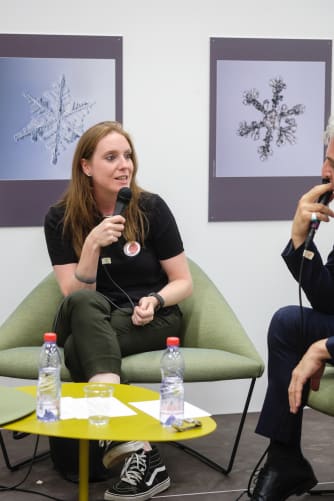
[0,346,262,383]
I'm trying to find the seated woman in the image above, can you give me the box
[44,121,193,501]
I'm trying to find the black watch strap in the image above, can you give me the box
[148,292,165,311]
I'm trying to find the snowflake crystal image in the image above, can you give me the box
[237,77,305,161]
[14,75,95,165]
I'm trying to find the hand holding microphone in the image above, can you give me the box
[291,179,334,251]
[304,178,333,250]
[101,187,132,263]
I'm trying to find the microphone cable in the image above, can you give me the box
[297,253,307,350]
[52,261,136,333]
[0,434,65,500]
[234,443,270,500]
[235,252,307,501]
[101,263,135,314]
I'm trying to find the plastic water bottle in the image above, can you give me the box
[36,332,61,421]
[160,336,185,426]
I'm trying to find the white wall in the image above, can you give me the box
[1,0,334,414]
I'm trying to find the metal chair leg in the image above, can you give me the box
[169,377,257,475]
[308,488,334,495]
[0,430,49,471]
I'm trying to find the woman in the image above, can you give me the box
[44,121,193,501]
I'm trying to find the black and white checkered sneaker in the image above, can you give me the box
[104,446,170,500]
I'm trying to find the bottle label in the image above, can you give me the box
[160,378,184,426]
[36,367,61,421]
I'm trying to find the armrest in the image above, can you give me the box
[0,273,63,350]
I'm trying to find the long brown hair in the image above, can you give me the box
[58,121,148,257]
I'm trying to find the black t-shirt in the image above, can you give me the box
[44,192,184,306]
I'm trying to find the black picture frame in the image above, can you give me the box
[209,38,332,221]
[0,34,122,227]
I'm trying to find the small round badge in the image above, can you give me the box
[123,241,141,257]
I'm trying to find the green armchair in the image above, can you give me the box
[308,365,334,415]
[306,366,334,495]
[0,258,264,474]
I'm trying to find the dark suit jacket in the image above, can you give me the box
[282,239,334,358]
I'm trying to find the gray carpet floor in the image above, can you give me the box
[0,409,333,500]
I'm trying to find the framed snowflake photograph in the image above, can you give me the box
[0,34,122,226]
[209,38,332,221]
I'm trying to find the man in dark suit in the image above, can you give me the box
[251,115,334,500]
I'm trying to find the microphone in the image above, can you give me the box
[113,187,132,216]
[304,178,332,250]
[101,187,132,264]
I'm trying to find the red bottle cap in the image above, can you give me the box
[44,332,57,342]
[166,337,180,346]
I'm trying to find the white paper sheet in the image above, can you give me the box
[129,400,211,421]
[60,396,136,420]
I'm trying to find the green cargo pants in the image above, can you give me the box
[54,289,182,382]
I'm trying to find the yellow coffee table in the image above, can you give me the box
[3,383,216,501]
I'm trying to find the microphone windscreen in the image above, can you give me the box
[113,187,132,216]
[117,187,132,204]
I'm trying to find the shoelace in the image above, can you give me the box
[99,440,111,449]
[248,466,267,496]
[120,451,147,486]
[234,445,269,500]
[234,469,261,501]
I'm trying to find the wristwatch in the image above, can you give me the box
[147,292,165,311]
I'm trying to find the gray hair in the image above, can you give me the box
[324,115,334,143]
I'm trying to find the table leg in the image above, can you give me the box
[78,439,89,501]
